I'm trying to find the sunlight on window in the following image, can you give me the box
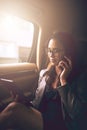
[0,43,18,58]
[0,13,34,63]
[0,14,34,47]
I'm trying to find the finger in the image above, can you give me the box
[10,90,16,99]
[64,56,72,70]
[59,60,72,73]
[64,56,71,64]
[58,60,68,69]
[15,94,19,101]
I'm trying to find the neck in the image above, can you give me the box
[52,76,60,89]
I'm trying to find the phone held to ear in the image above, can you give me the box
[58,56,70,70]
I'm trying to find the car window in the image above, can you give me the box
[0,13,35,64]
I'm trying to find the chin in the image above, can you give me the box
[50,59,59,66]
[51,61,57,66]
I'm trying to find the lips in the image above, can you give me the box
[50,57,60,65]
[50,58,56,62]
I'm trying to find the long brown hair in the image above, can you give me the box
[43,31,78,85]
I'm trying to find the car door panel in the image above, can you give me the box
[0,63,39,111]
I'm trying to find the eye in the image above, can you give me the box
[53,48,58,53]
[47,48,63,54]
[47,48,51,53]
[45,48,52,54]
[52,48,63,53]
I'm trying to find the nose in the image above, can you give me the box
[50,51,54,57]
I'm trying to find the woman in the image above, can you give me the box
[0,32,87,130]
[32,32,73,130]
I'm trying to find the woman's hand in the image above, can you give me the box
[56,56,72,86]
[10,90,30,106]
[10,90,22,102]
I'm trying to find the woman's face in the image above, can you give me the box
[48,39,65,66]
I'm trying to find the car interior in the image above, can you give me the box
[0,0,86,115]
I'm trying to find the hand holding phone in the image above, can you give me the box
[56,56,72,86]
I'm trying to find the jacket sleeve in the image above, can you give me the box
[57,70,87,119]
[31,69,46,109]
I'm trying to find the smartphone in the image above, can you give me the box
[62,56,70,65]
[58,56,70,70]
